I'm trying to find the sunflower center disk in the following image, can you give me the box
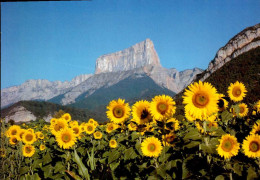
[249,141,259,152]
[12,138,18,144]
[157,103,167,114]
[239,107,245,114]
[25,147,31,153]
[26,134,33,141]
[217,99,224,108]
[221,140,233,152]
[73,128,79,134]
[113,107,124,118]
[148,143,156,152]
[62,134,71,143]
[193,93,209,108]
[55,124,64,132]
[232,87,241,97]
[111,141,115,145]
[141,109,149,119]
[11,130,17,135]
[87,126,93,131]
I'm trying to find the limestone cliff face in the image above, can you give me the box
[95,39,161,74]
[201,23,260,81]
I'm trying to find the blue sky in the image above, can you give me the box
[1,0,260,89]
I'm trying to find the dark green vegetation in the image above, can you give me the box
[174,47,260,114]
[1,101,107,123]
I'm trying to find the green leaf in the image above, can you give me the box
[108,150,121,164]
[42,164,53,178]
[54,161,65,174]
[247,166,258,180]
[233,163,242,176]
[215,175,225,180]
[65,170,82,180]
[221,110,233,122]
[135,141,142,155]
[110,161,120,171]
[184,128,201,141]
[43,153,52,165]
[19,167,30,175]
[131,132,140,141]
[156,164,166,178]
[124,147,137,160]
[73,149,90,180]
[184,141,200,148]
[232,104,240,116]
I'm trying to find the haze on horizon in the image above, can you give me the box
[1,0,260,89]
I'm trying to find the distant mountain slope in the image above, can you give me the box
[1,100,107,123]
[174,47,260,110]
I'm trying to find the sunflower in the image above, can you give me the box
[185,110,197,122]
[217,94,228,111]
[242,134,260,158]
[166,118,180,131]
[106,98,131,124]
[50,118,68,136]
[227,81,247,102]
[162,133,176,146]
[71,125,82,137]
[0,148,6,158]
[62,113,71,122]
[195,122,204,133]
[40,144,46,151]
[238,103,249,117]
[150,95,176,121]
[106,123,119,133]
[183,81,219,120]
[56,128,76,149]
[22,144,35,157]
[141,137,163,157]
[216,134,240,159]
[94,131,103,139]
[22,131,37,144]
[88,118,99,127]
[250,121,260,135]
[255,100,260,113]
[85,123,96,135]
[50,118,57,125]
[69,120,79,127]
[128,122,137,131]
[9,135,19,145]
[27,128,34,133]
[35,132,44,140]
[109,139,118,148]
[132,100,153,125]
[6,125,21,137]
[18,129,26,140]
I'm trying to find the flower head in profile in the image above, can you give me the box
[106,99,131,124]
[227,81,247,102]
[183,81,219,120]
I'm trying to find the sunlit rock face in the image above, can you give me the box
[200,23,260,81]
[95,38,161,74]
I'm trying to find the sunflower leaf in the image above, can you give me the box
[108,149,121,164]
[73,149,90,179]
[183,128,201,141]
[221,110,233,123]
[215,175,225,180]
[124,147,137,160]
[43,153,52,165]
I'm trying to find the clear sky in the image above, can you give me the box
[1,0,260,89]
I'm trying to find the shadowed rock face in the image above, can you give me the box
[95,38,161,74]
[200,23,260,81]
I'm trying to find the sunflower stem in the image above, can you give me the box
[229,172,233,180]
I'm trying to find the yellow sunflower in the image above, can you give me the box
[35,132,44,140]
[132,100,153,125]
[71,125,82,137]
[255,100,260,113]
[85,123,96,135]
[50,118,57,125]
[217,94,228,111]
[50,118,68,136]
[18,129,26,140]
[250,121,260,135]
[88,118,99,127]
[94,131,103,139]
[27,128,34,133]
[183,81,219,120]
[22,130,37,144]
[69,120,79,127]
[216,134,240,159]
[238,103,249,117]
[56,128,76,149]
[162,133,176,146]
[227,81,247,102]
[6,125,21,137]
[185,110,197,122]
[166,118,180,131]
[149,95,176,121]
[109,139,118,148]
[106,123,119,133]
[0,148,6,158]
[22,144,35,157]
[242,134,260,158]
[9,135,19,145]
[62,113,71,122]
[40,144,46,151]
[106,98,131,124]
[141,136,163,157]
[128,122,137,131]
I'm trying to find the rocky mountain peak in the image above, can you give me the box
[95,38,161,74]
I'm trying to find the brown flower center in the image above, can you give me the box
[54,123,65,132]
[73,128,79,134]
[157,103,167,114]
[148,143,156,152]
[239,106,245,114]
[193,93,209,108]
[62,133,71,143]
[87,125,93,132]
[11,130,17,135]
[249,141,259,152]
[25,134,33,141]
[232,87,241,97]
[25,146,32,153]
[113,106,124,118]
[221,139,233,152]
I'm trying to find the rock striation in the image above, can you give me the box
[200,23,260,81]
[95,39,161,74]
[1,74,92,108]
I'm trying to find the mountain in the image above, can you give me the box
[1,74,92,108]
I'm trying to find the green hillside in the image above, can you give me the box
[174,47,260,114]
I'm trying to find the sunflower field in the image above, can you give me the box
[1,81,260,179]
